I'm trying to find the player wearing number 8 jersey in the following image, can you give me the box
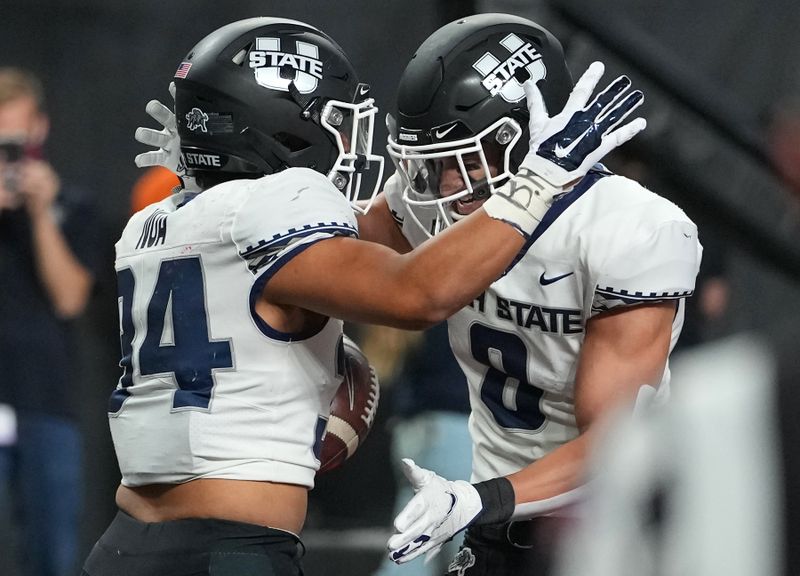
[373,14,702,576]
[430,172,699,483]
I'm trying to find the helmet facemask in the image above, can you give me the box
[173,17,386,214]
[388,117,522,237]
[321,85,384,214]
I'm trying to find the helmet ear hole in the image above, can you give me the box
[495,122,515,146]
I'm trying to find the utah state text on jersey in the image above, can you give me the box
[471,293,583,334]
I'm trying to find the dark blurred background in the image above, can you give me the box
[1,0,799,574]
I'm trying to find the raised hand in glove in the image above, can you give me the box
[387,459,484,565]
[134,82,199,192]
[522,60,645,187]
[483,61,646,236]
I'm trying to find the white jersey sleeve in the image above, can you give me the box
[231,167,358,278]
[585,176,703,315]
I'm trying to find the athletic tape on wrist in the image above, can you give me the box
[482,169,559,236]
[472,477,516,525]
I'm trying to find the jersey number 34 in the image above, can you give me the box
[110,256,233,413]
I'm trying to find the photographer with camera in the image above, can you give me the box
[0,67,101,576]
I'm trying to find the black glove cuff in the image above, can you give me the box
[472,477,515,526]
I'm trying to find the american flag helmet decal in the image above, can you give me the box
[174,62,192,79]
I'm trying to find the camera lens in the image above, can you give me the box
[0,140,25,164]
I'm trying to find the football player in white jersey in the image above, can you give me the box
[376,15,702,576]
[86,15,646,576]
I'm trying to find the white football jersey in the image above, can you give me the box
[385,170,702,482]
[110,168,358,488]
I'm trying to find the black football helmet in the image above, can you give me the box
[173,17,383,210]
[387,13,573,235]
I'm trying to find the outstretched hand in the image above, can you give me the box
[521,61,646,187]
[387,459,483,565]
[134,82,198,192]
[483,61,647,237]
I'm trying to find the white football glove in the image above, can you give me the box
[387,459,483,565]
[522,61,646,187]
[483,61,646,236]
[134,82,199,192]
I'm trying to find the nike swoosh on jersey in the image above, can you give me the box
[539,271,574,285]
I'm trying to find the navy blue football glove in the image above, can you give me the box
[521,61,646,187]
[484,62,646,236]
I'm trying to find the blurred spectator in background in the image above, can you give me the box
[0,68,102,576]
[768,96,800,205]
[371,322,472,576]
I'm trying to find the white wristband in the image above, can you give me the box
[483,169,561,237]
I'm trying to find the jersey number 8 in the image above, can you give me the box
[470,323,545,430]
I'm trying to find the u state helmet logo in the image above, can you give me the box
[473,33,546,103]
[249,37,323,94]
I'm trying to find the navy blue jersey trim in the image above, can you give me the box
[595,287,695,301]
[248,238,331,342]
[240,222,357,272]
[176,191,199,209]
[240,224,358,275]
[504,169,610,274]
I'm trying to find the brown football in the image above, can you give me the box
[318,335,380,473]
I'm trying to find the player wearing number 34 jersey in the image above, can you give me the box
[111,168,358,489]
